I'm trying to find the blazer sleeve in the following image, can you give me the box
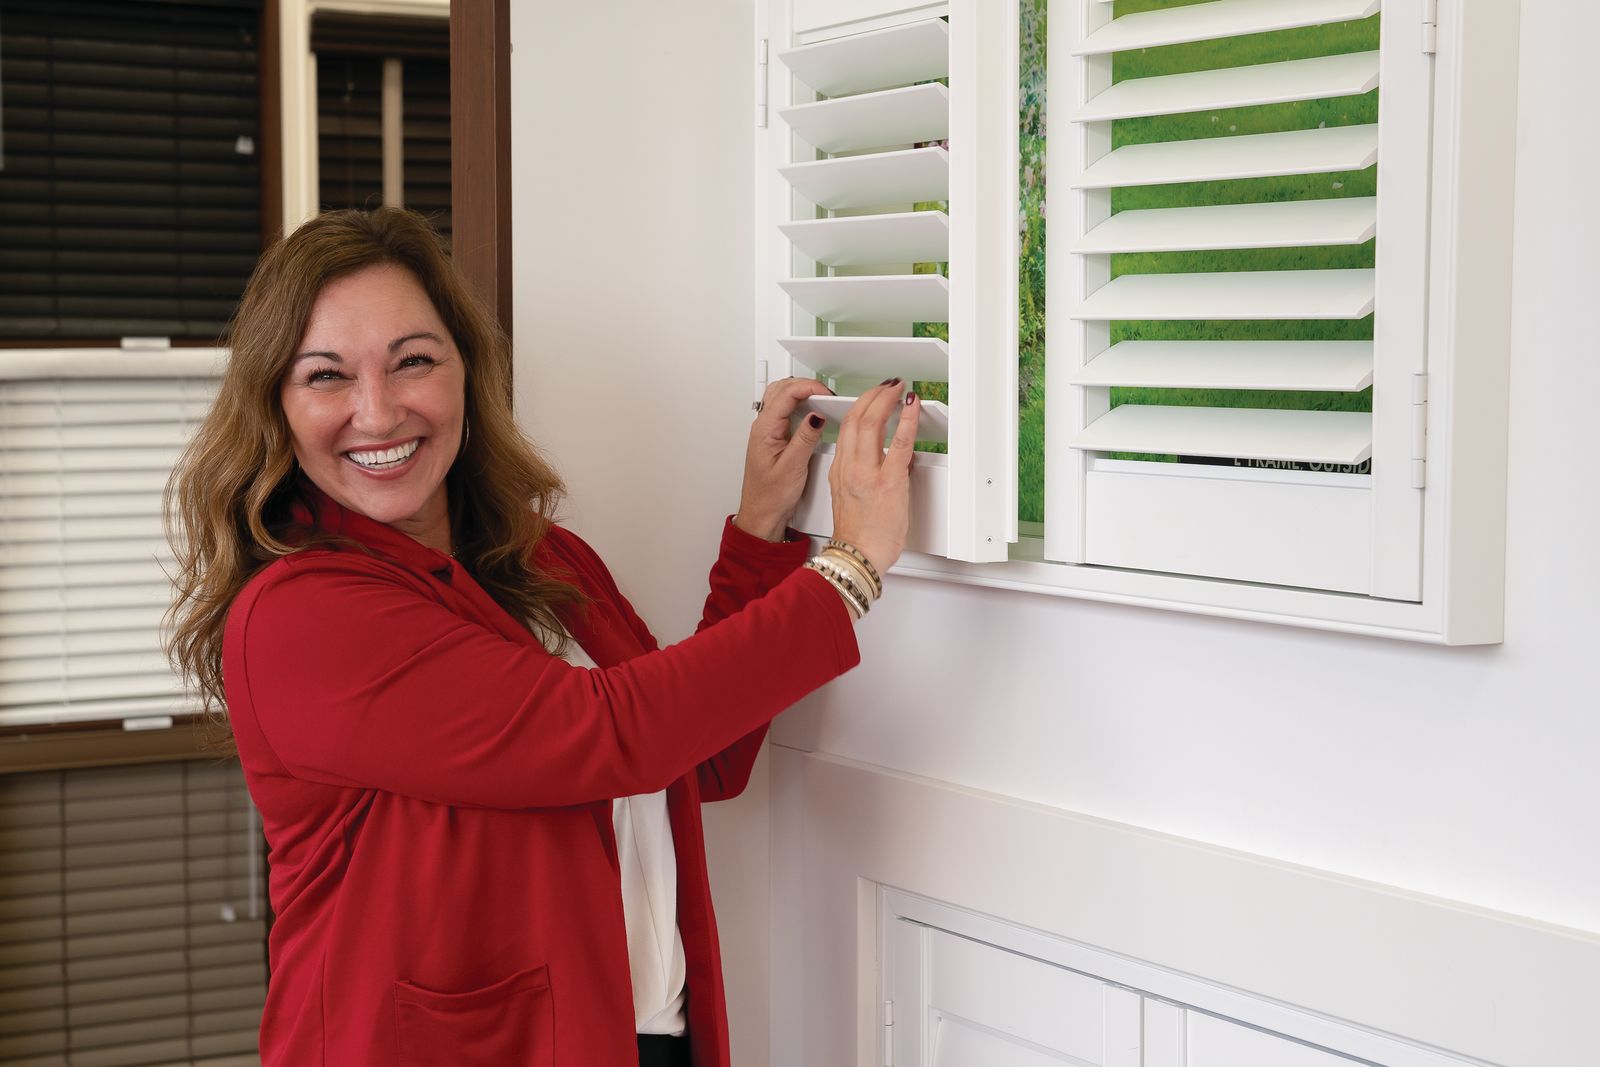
[575,517,814,802]
[225,549,857,810]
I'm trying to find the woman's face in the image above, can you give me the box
[281,263,465,551]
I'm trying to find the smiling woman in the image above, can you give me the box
[161,206,922,1067]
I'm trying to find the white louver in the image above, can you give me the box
[1048,0,1431,599]
[769,3,1019,563]
[0,349,222,729]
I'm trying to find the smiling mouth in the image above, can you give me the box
[345,438,421,471]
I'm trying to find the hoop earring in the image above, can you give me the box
[459,416,471,458]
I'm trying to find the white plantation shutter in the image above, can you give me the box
[0,760,266,1067]
[0,349,222,729]
[770,3,1019,563]
[1047,0,1432,598]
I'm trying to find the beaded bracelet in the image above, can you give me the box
[818,547,878,604]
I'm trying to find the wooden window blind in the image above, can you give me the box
[1047,0,1432,598]
[0,759,266,1067]
[772,2,1020,563]
[312,13,451,244]
[0,349,222,731]
[0,0,264,341]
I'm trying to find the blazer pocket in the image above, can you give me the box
[393,964,554,1067]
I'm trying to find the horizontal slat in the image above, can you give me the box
[0,448,185,474]
[1076,51,1379,123]
[1,652,170,685]
[795,394,949,444]
[1069,341,1374,391]
[777,336,950,382]
[1072,404,1372,464]
[2,494,164,522]
[780,146,948,210]
[0,630,163,664]
[0,424,196,449]
[1074,268,1375,320]
[780,275,949,324]
[0,352,225,382]
[1074,197,1376,253]
[2,582,171,614]
[777,18,949,97]
[1075,0,1381,56]
[0,515,165,543]
[0,673,183,710]
[0,561,168,593]
[0,604,164,639]
[1074,124,1378,189]
[0,401,212,428]
[0,539,172,568]
[0,696,197,730]
[780,211,949,267]
[780,82,949,153]
[0,471,171,499]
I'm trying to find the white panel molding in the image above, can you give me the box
[769,747,1600,1067]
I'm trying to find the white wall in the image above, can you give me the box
[507,3,770,1063]
[510,0,1600,1060]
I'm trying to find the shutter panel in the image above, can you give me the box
[0,760,266,1067]
[0,350,222,730]
[772,3,1019,563]
[0,0,263,341]
[1047,0,1430,598]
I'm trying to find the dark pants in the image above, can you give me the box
[637,1033,691,1067]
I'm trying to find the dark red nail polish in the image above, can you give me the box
[905,392,917,405]
[881,377,902,387]
[808,413,825,429]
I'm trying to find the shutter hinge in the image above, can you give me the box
[1421,0,1439,54]
[1410,373,1428,489]
[883,999,894,1067]
[756,38,770,128]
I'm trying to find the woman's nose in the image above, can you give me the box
[350,376,403,438]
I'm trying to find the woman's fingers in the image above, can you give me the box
[848,380,909,463]
[884,393,921,473]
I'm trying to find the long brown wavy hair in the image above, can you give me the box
[166,208,584,748]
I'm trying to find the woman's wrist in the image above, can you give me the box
[731,511,789,543]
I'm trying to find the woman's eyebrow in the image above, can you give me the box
[389,331,443,352]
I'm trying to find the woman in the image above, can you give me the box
[166,207,919,1067]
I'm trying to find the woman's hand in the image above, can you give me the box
[732,377,836,542]
[828,380,921,575]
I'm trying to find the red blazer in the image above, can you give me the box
[223,487,858,1066]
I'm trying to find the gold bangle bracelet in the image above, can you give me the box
[807,557,871,618]
[825,538,883,596]
[805,559,866,620]
[818,548,878,604]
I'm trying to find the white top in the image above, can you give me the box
[563,637,688,1036]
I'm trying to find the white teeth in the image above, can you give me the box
[347,439,420,469]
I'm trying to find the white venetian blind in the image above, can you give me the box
[1048,0,1432,598]
[0,760,266,1066]
[0,349,222,730]
[773,3,1019,563]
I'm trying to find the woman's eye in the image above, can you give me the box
[306,368,343,384]
[398,353,436,371]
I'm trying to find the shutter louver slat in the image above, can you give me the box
[778,83,950,154]
[778,146,949,210]
[1076,50,1379,122]
[797,395,951,445]
[779,275,950,324]
[1074,0,1381,56]
[1073,123,1379,189]
[1069,341,1374,392]
[1074,268,1375,321]
[1074,197,1376,254]
[777,337,951,383]
[775,18,949,97]
[780,211,950,266]
[1072,405,1372,466]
